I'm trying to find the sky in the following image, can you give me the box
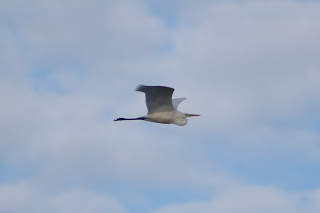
[1,0,320,212]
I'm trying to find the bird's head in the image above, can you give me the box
[173,113,200,126]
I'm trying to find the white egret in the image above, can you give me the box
[114,85,200,126]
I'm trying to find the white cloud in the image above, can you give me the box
[0,182,45,213]
[162,0,320,138]
[50,189,128,213]
[1,0,320,212]
[0,0,167,67]
[0,182,127,213]
[154,185,320,213]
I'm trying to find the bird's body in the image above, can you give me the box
[145,111,188,126]
[114,85,199,126]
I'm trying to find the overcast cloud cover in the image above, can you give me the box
[1,0,320,212]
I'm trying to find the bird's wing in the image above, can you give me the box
[136,85,174,113]
[172,98,186,110]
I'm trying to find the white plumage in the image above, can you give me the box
[114,85,199,126]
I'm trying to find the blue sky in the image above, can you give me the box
[1,0,320,212]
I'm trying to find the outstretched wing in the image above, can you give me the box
[136,85,174,113]
[172,98,186,110]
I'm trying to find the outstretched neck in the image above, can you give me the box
[113,117,146,121]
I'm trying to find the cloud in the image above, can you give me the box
[0,182,127,213]
[154,185,320,213]
[1,0,320,212]
[1,0,167,66]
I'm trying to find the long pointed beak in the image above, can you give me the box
[186,114,200,117]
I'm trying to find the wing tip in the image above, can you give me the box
[135,85,145,92]
[136,85,174,92]
[173,97,187,101]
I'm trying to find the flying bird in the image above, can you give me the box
[114,85,200,126]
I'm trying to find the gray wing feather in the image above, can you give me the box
[136,85,174,113]
[172,98,186,110]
